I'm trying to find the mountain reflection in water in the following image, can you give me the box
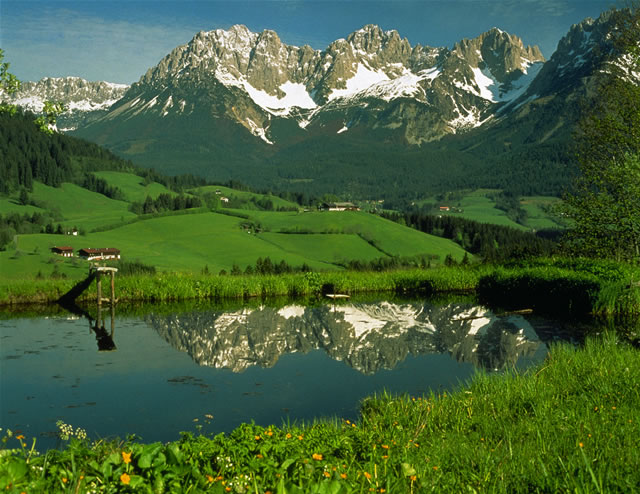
[146,301,543,374]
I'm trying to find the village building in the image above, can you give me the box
[320,202,360,211]
[51,246,74,257]
[78,248,121,261]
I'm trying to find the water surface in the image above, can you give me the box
[0,296,592,450]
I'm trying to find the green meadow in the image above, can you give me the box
[419,189,564,231]
[92,171,179,202]
[0,174,468,280]
[193,185,300,210]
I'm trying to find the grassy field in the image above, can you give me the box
[30,182,137,230]
[92,171,179,202]
[0,174,468,280]
[2,334,638,493]
[191,185,300,210]
[418,189,564,231]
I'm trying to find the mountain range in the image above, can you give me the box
[146,300,546,374]
[9,9,634,201]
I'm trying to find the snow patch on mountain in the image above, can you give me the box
[244,81,317,114]
[329,64,390,100]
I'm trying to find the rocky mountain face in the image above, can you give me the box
[8,77,129,131]
[146,301,544,374]
[78,23,543,146]
[64,9,633,197]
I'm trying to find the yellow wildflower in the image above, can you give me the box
[122,451,132,464]
[207,475,214,483]
[312,453,323,461]
[120,473,131,485]
[364,471,372,480]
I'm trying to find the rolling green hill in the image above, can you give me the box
[1,173,469,280]
[416,189,565,231]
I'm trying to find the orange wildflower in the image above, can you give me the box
[364,471,372,480]
[323,471,331,478]
[312,453,323,461]
[255,435,261,440]
[122,451,132,464]
[409,475,417,481]
[286,433,292,439]
[16,435,24,440]
[381,444,389,449]
[298,435,304,440]
[340,473,347,479]
[120,473,131,485]
[62,478,68,484]
[207,475,214,483]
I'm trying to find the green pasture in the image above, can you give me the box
[519,195,565,230]
[91,171,178,202]
[258,232,385,265]
[1,234,89,280]
[419,189,565,230]
[0,194,46,216]
[1,179,470,280]
[248,210,468,260]
[30,182,136,230]
[75,213,336,274]
[191,185,300,210]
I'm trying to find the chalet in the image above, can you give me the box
[78,248,121,261]
[51,246,74,257]
[320,202,360,211]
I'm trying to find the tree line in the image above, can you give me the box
[381,211,558,262]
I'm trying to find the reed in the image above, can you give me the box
[2,258,639,316]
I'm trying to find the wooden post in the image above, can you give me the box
[110,270,115,305]
[96,271,102,308]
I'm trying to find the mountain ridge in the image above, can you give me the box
[9,9,634,200]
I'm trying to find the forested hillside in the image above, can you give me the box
[0,110,207,195]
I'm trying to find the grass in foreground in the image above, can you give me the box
[1,335,638,493]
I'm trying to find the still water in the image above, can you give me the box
[0,296,592,450]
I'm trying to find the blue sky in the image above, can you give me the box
[1,0,617,84]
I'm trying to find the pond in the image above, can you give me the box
[0,295,596,450]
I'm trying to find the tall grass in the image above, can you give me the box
[2,257,639,316]
[2,334,638,492]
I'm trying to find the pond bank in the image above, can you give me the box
[1,257,639,316]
